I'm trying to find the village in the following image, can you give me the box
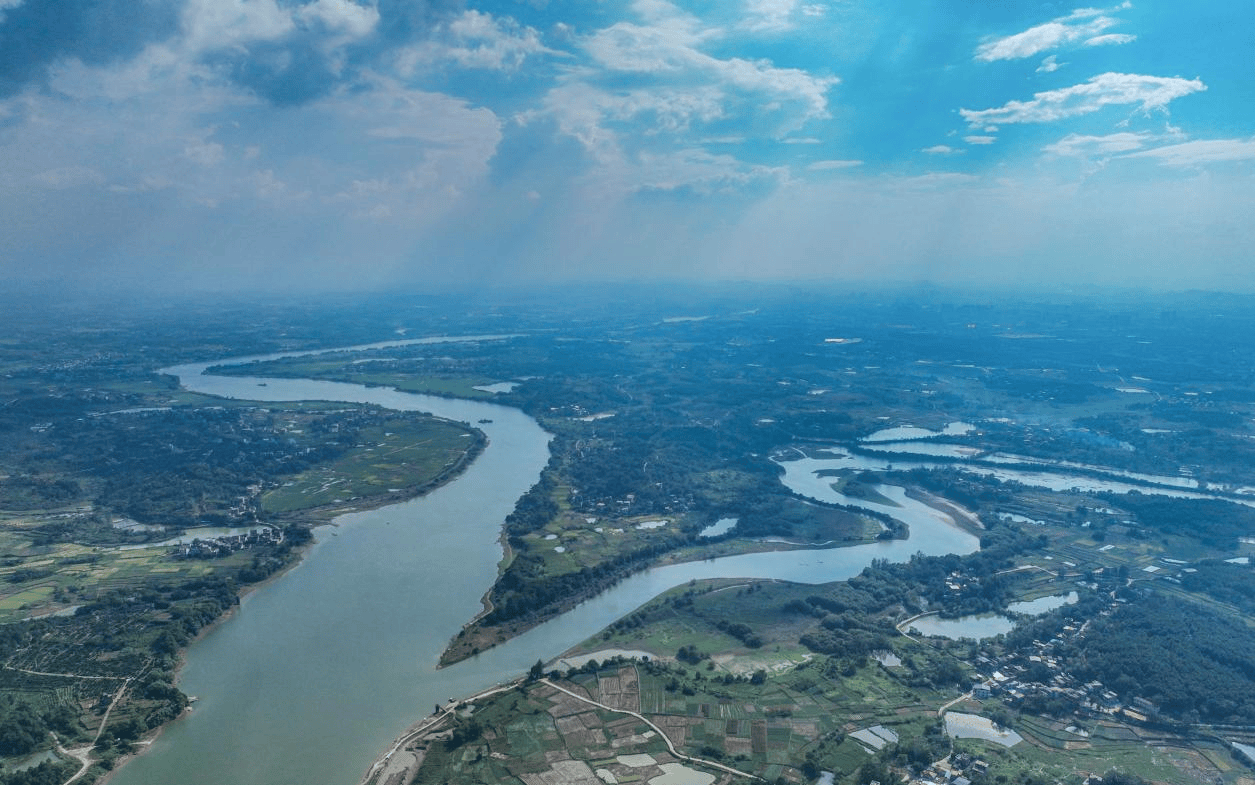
[169,526,284,560]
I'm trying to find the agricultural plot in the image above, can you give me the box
[409,654,958,785]
[0,530,240,622]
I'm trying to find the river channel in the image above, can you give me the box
[108,341,979,785]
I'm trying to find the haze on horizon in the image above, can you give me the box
[1,0,1252,298]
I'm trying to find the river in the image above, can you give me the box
[107,342,979,785]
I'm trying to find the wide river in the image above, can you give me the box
[108,340,979,785]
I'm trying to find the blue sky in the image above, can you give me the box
[1,0,1252,294]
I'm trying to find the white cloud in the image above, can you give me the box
[0,0,23,23]
[184,140,226,167]
[326,81,503,191]
[634,148,783,192]
[253,169,289,199]
[296,0,378,38]
[1043,131,1148,156]
[975,5,1134,62]
[582,6,706,73]
[399,10,555,73]
[537,81,727,163]
[964,135,996,145]
[922,145,961,154]
[1084,33,1136,47]
[807,159,862,170]
[742,0,799,32]
[961,73,1206,126]
[181,0,295,54]
[581,1,836,122]
[108,175,176,195]
[1037,55,1061,73]
[1124,138,1255,166]
[526,0,837,193]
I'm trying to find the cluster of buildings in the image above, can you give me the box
[910,752,990,785]
[172,526,283,559]
[967,600,1158,726]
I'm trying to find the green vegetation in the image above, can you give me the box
[10,290,1255,783]
[1072,594,1255,724]
[1180,560,1255,614]
[1093,493,1255,551]
[259,416,482,514]
[0,301,488,779]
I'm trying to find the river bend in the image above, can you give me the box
[108,342,978,785]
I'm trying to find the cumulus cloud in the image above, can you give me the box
[1124,138,1255,166]
[524,0,836,192]
[581,0,835,121]
[536,82,726,160]
[192,0,385,106]
[181,0,295,54]
[582,1,706,73]
[742,0,799,33]
[397,9,554,72]
[975,4,1135,62]
[922,145,961,154]
[298,0,379,38]
[0,0,181,96]
[961,73,1206,126]
[964,135,996,145]
[565,0,836,144]
[175,0,481,107]
[1037,55,1061,73]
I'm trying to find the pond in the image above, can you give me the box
[698,518,737,537]
[906,593,1078,640]
[944,712,1023,747]
[861,421,975,443]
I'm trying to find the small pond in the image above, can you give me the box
[908,593,1079,640]
[944,713,1023,747]
[698,518,737,538]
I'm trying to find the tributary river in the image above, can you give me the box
[108,341,979,785]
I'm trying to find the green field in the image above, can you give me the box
[261,417,482,514]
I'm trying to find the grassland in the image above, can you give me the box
[261,417,484,515]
